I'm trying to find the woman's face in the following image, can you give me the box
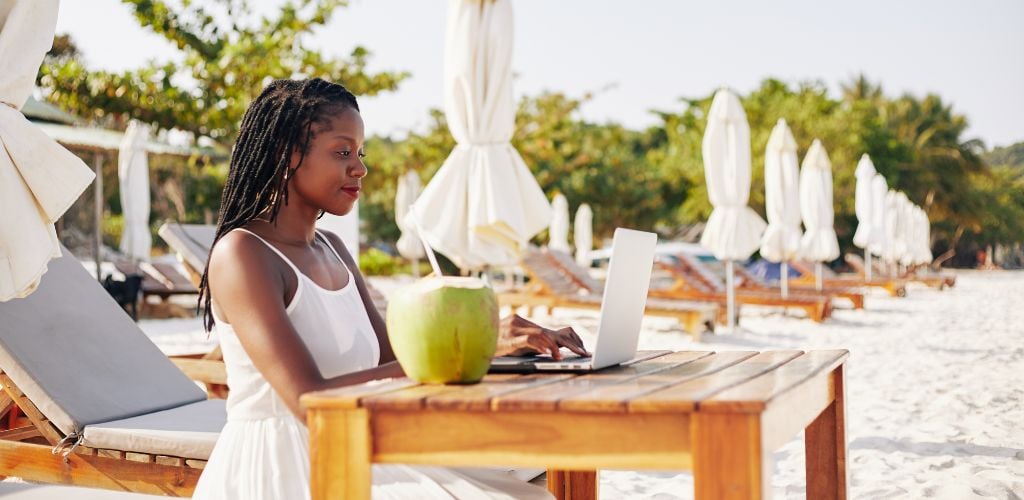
[289,106,367,216]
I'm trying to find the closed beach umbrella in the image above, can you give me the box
[759,119,801,297]
[395,171,425,262]
[799,139,839,290]
[915,207,933,265]
[118,120,152,261]
[899,194,917,267]
[868,173,890,261]
[548,193,570,253]
[883,190,902,266]
[852,154,877,279]
[409,0,550,270]
[699,88,767,329]
[0,0,95,301]
[574,203,593,267]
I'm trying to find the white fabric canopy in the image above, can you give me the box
[868,173,890,258]
[699,89,766,260]
[409,0,550,270]
[798,139,840,262]
[548,193,570,253]
[883,190,903,263]
[898,194,916,266]
[0,0,95,301]
[759,118,801,262]
[118,120,152,261]
[852,154,877,250]
[394,171,425,260]
[915,207,933,265]
[573,203,593,267]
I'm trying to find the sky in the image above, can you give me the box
[55,0,1024,148]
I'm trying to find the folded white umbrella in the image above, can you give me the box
[759,119,801,297]
[409,0,551,270]
[868,173,890,260]
[915,207,933,265]
[898,194,917,267]
[799,140,839,290]
[573,203,593,267]
[118,120,152,261]
[700,89,766,328]
[883,190,903,265]
[548,193,570,253]
[395,171,425,262]
[852,154,877,279]
[0,0,95,301]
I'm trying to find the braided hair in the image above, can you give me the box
[198,78,360,331]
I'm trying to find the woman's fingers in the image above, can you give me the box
[556,327,589,356]
[531,334,562,360]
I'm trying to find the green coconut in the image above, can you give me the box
[386,276,499,384]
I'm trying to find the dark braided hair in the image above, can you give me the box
[198,78,360,331]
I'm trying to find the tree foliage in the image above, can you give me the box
[37,0,408,146]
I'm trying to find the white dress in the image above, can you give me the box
[192,229,552,500]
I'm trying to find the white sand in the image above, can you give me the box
[138,271,1024,499]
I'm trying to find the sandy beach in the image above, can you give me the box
[139,270,1024,499]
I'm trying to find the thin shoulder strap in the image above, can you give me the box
[314,229,351,271]
[233,228,303,275]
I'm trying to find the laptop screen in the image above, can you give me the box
[590,228,658,368]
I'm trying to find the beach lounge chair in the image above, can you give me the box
[112,260,198,301]
[844,253,955,290]
[653,253,833,323]
[790,259,907,297]
[729,261,866,310]
[500,247,720,341]
[0,249,225,496]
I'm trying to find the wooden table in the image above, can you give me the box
[301,350,848,499]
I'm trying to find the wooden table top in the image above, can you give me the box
[302,350,848,416]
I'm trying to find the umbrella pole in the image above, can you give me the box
[866,251,873,281]
[93,153,104,282]
[815,262,823,291]
[781,261,789,299]
[726,260,736,331]
[412,258,420,278]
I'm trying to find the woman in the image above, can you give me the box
[192,78,585,499]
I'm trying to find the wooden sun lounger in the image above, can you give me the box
[790,259,907,297]
[652,254,833,323]
[0,250,227,496]
[112,260,198,301]
[844,253,955,290]
[501,247,720,341]
[733,263,865,309]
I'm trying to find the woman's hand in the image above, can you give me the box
[495,314,589,360]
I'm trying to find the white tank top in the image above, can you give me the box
[213,228,380,421]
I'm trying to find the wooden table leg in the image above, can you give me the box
[693,413,769,500]
[805,365,848,500]
[547,469,598,500]
[308,408,371,500]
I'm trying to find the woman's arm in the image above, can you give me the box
[209,231,400,421]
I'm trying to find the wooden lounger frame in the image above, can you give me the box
[501,249,718,341]
[653,258,833,323]
[0,371,205,496]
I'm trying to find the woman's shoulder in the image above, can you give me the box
[208,228,283,286]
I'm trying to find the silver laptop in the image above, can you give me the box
[490,228,658,372]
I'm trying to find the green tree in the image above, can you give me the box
[37,0,408,147]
